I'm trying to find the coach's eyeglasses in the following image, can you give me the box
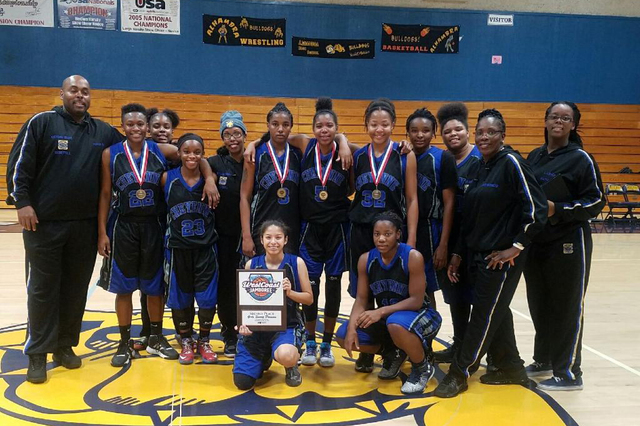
[222,131,245,141]
[546,115,573,123]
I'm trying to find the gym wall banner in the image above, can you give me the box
[203,15,286,47]
[57,0,117,31]
[381,23,460,53]
[292,37,375,59]
[0,0,54,27]
[121,0,180,35]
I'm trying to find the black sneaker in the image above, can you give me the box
[525,361,553,377]
[401,359,435,394]
[133,336,149,352]
[378,349,407,380]
[224,340,237,358]
[480,368,529,385]
[433,341,458,363]
[111,340,136,368]
[434,372,468,398]
[147,335,179,360]
[26,354,47,384]
[52,347,81,369]
[486,353,499,373]
[285,365,302,387]
[355,352,374,373]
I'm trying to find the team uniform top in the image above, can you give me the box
[251,142,302,236]
[366,243,429,310]
[450,146,481,245]
[6,105,122,220]
[208,153,243,238]
[164,167,218,249]
[299,139,350,224]
[457,146,548,253]
[349,142,407,225]
[416,146,457,221]
[249,254,303,328]
[109,140,167,217]
[527,143,605,243]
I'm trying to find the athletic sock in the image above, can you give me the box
[119,325,131,342]
[198,309,215,341]
[150,321,162,337]
[322,331,333,344]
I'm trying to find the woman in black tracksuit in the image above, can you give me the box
[434,109,548,398]
[523,102,605,391]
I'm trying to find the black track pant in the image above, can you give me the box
[217,233,242,343]
[451,249,527,377]
[23,219,98,355]
[524,225,592,380]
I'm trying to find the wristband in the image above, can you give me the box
[451,253,462,259]
[512,242,525,251]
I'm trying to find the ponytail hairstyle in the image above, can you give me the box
[477,108,506,133]
[313,97,338,126]
[267,102,294,126]
[364,98,396,127]
[406,107,437,134]
[146,107,180,128]
[437,102,468,133]
[544,101,583,147]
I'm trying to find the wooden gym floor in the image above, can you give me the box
[0,210,638,426]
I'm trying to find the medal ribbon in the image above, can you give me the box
[267,141,290,185]
[123,140,149,187]
[315,141,336,187]
[368,142,393,186]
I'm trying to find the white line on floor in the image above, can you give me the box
[512,308,640,378]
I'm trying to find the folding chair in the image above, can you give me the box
[623,184,640,232]
[603,184,630,232]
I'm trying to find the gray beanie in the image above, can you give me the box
[220,110,247,136]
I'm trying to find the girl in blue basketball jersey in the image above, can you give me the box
[97,103,219,368]
[233,220,313,390]
[336,211,441,395]
[406,108,457,309]
[163,133,219,365]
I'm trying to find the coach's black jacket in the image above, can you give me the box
[455,146,548,254]
[527,143,605,243]
[5,106,122,220]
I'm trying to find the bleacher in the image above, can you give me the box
[2,85,639,215]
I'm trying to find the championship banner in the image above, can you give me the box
[57,0,117,31]
[203,15,286,48]
[0,0,54,27]
[292,37,375,59]
[381,23,459,53]
[121,0,180,35]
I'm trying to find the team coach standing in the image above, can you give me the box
[5,75,122,383]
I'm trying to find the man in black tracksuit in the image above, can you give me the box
[5,75,122,383]
[434,110,548,398]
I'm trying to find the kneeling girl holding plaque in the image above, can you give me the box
[233,220,313,389]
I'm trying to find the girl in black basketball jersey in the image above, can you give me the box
[240,102,302,257]
[348,98,419,372]
[208,110,247,357]
[336,212,441,395]
[406,108,457,309]
[523,102,604,391]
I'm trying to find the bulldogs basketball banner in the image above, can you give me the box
[203,15,286,47]
[381,23,460,53]
[292,37,375,59]
[237,269,286,330]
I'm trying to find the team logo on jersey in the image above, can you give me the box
[242,273,280,301]
[57,139,69,150]
[0,311,579,426]
[219,176,228,186]
[563,243,574,254]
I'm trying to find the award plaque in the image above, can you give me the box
[237,269,287,331]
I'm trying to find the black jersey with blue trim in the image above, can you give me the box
[454,145,482,216]
[300,139,350,224]
[208,153,243,238]
[164,167,218,249]
[349,142,407,225]
[527,143,605,243]
[251,142,301,236]
[250,254,303,327]
[109,140,166,217]
[367,242,429,309]
[416,146,457,221]
[459,147,547,252]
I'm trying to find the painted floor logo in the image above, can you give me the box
[0,310,577,426]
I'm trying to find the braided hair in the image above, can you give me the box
[477,108,506,132]
[544,101,583,147]
[406,107,437,134]
[267,102,294,126]
[364,98,396,126]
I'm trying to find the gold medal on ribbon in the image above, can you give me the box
[267,141,291,201]
[315,142,336,203]
[319,190,329,201]
[368,142,393,202]
[277,187,287,199]
[372,189,382,200]
[123,140,150,203]
[136,188,147,200]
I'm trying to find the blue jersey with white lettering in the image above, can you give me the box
[164,167,217,249]
[109,140,166,217]
[367,242,429,309]
[300,139,350,223]
[250,254,303,327]
[349,142,406,225]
